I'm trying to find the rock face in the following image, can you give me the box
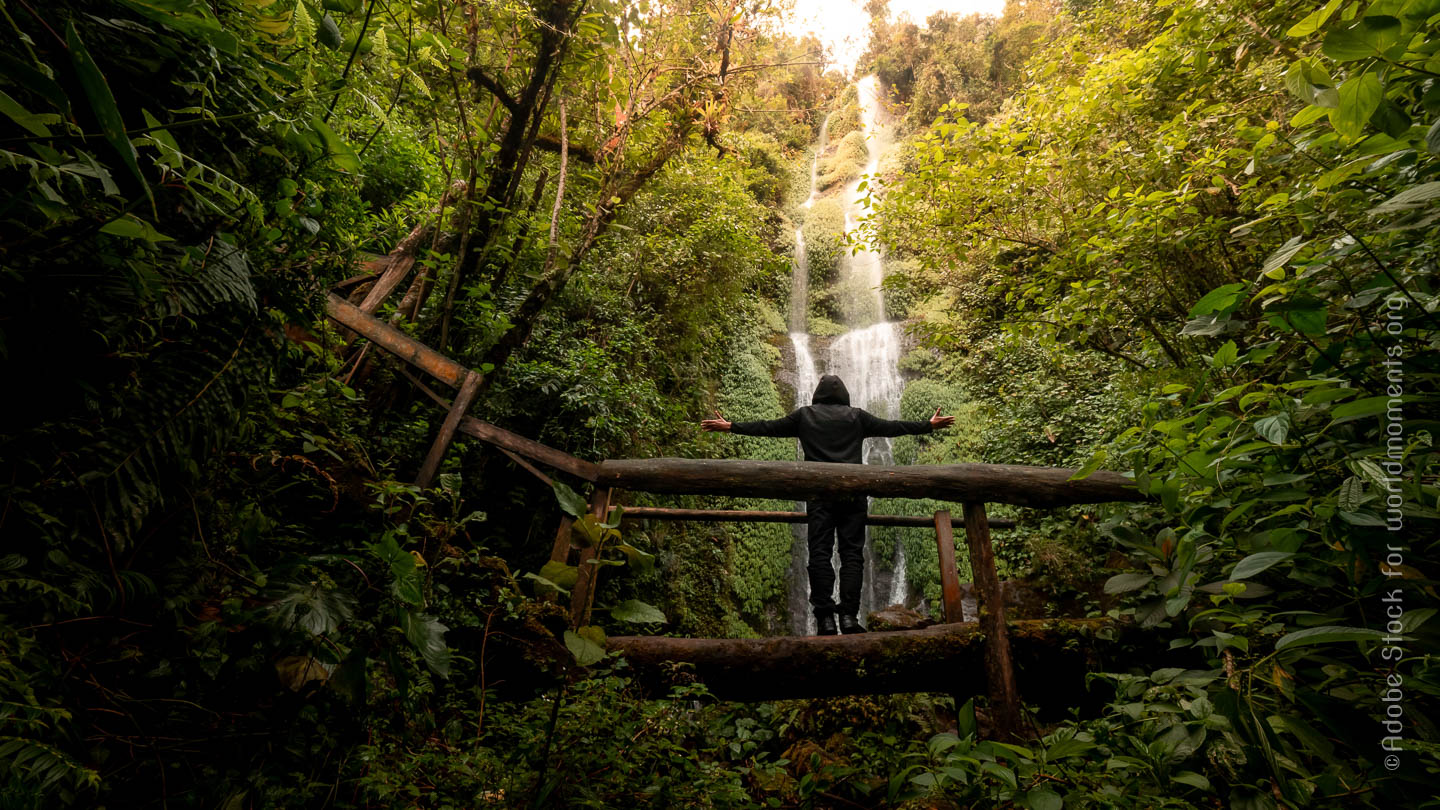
[957,580,1051,621]
[866,604,935,632]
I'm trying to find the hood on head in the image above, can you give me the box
[812,375,850,406]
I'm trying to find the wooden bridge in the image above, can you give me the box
[325,286,1143,741]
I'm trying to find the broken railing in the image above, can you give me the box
[325,293,1144,740]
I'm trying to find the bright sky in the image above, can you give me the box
[785,0,1006,77]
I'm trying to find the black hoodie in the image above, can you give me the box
[729,375,933,464]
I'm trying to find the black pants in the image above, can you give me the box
[806,497,867,617]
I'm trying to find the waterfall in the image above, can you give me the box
[786,76,909,635]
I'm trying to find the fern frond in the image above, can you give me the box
[0,736,100,792]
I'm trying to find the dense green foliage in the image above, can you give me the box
[870,0,1440,805]
[2,0,1435,806]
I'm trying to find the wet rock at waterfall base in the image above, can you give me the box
[866,604,935,632]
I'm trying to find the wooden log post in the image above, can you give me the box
[570,487,611,628]
[933,510,964,623]
[414,370,483,488]
[963,501,1023,741]
[542,514,575,606]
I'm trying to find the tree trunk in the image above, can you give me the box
[438,0,588,348]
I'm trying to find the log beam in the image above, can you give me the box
[358,255,416,314]
[618,506,1015,530]
[325,294,468,388]
[608,619,1113,705]
[457,417,599,482]
[595,458,1139,508]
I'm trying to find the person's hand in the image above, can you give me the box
[929,407,955,430]
[701,410,732,432]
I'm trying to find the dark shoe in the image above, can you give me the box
[839,615,866,635]
[816,614,838,636]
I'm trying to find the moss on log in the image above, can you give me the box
[608,618,1117,710]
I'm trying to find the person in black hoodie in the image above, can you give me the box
[701,375,955,636]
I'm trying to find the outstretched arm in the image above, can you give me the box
[859,407,955,437]
[701,410,732,432]
[703,409,802,437]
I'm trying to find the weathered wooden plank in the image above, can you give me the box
[358,255,416,314]
[325,294,468,388]
[618,506,1015,529]
[934,510,964,624]
[457,417,599,482]
[595,458,1140,508]
[964,501,1023,742]
[415,370,483,488]
[394,369,595,483]
[608,619,1112,704]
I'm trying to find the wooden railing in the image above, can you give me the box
[324,292,1145,741]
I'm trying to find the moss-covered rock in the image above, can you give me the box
[800,198,846,287]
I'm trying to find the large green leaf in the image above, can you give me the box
[614,542,656,574]
[66,22,151,205]
[564,627,606,666]
[1188,283,1246,317]
[309,116,360,172]
[1321,18,1400,62]
[1275,625,1387,651]
[1288,0,1343,37]
[1229,552,1295,581]
[369,534,424,607]
[1337,476,1366,511]
[552,480,589,518]
[1253,413,1291,445]
[1104,572,1154,594]
[399,609,451,677]
[271,583,356,636]
[610,598,666,623]
[539,559,578,589]
[1260,236,1307,279]
[1370,181,1440,214]
[1331,73,1383,139]
[0,52,71,115]
[117,0,240,54]
[317,12,344,49]
[1330,395,1418,424]
[0,90,56,136]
